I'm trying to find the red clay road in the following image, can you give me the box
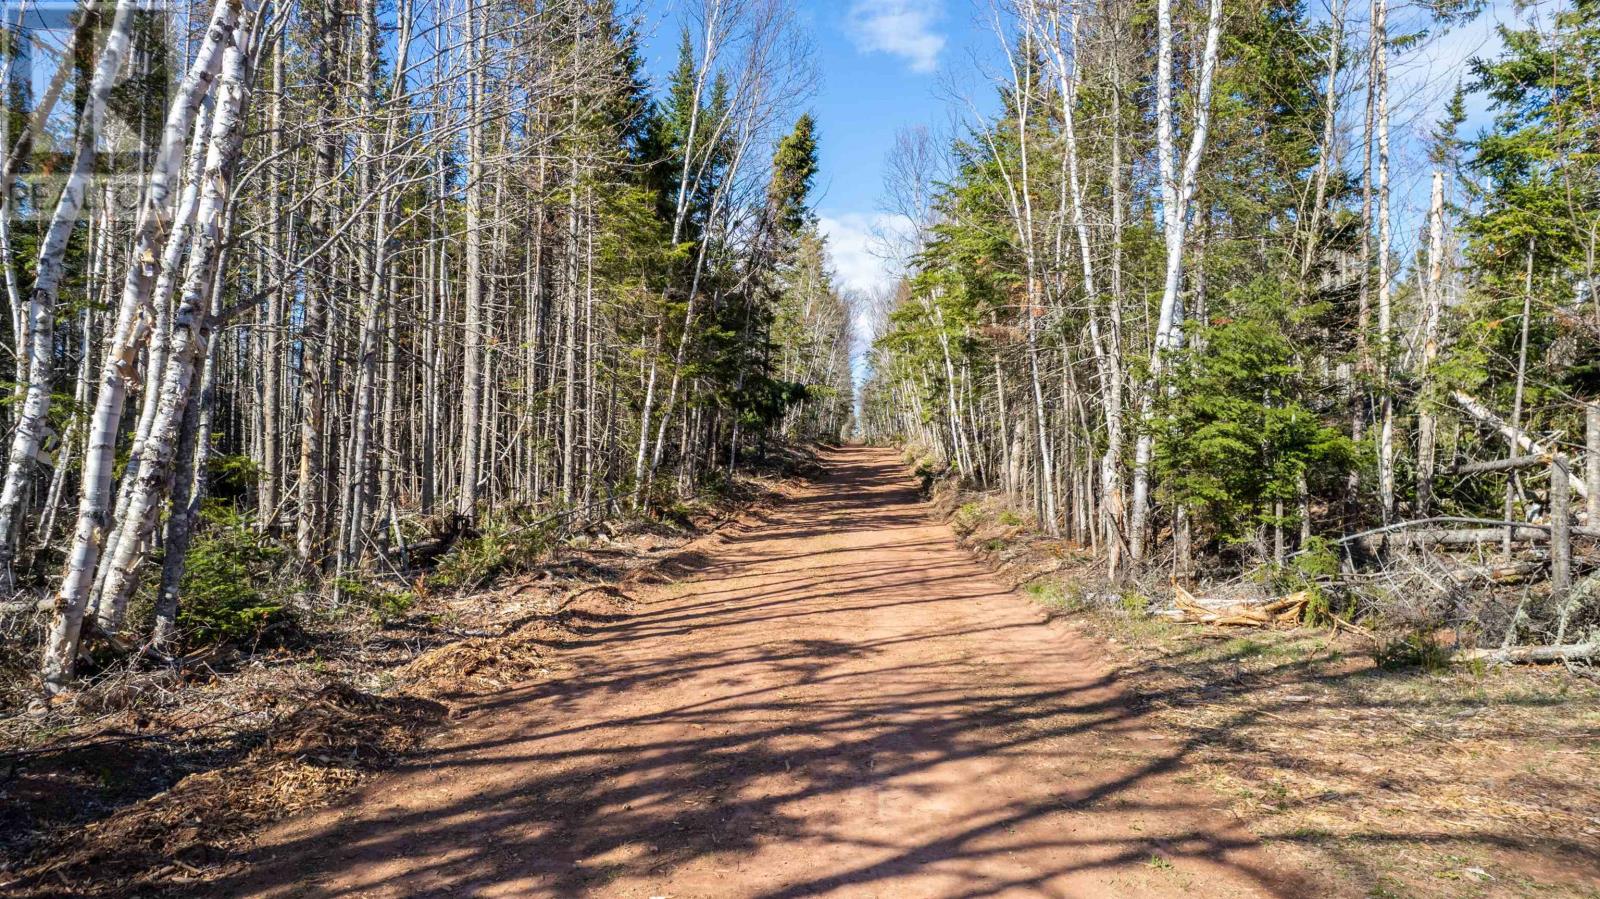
[222,446,1314,898]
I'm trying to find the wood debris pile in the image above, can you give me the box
[1158,585,1311,628]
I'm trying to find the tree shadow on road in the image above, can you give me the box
[189,449,1599,898]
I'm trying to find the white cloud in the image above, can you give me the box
[819,212,914,299]
[845,0,946,75]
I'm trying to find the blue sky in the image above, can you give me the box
[635,0,992,298]
[631,0,1529,304]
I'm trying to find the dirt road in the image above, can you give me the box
[223,447,1311,898]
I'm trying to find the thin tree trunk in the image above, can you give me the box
[1129,0,1224,562]
[1374,0,1395,522]
[458,0,485,518]
[91,36,253,638]
[1416,170,1447,515]
[0,1,136,595]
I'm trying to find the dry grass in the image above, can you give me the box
[1082,613,1600,898]
[935,481,1600,899]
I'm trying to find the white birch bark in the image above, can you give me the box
[1029,1,1126,559]
[1451,390,1589,501]
[54,0,236,640]
[1415,170,1446,514]
[0,0,136,595]
[635,1,721,496]
[1374,0,1395,522]
[88,36,252,641]
[1129,0,1224,561]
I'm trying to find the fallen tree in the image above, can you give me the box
[1451,391,1589,500]
[1458,643,1599,664]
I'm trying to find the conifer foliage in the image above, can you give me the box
[0,0,850,686]
[862,0,1600,628]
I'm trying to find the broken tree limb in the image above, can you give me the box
[1587,404,1600,523]
[1449,561,1542,584]
[1342,516,1600,551]
[1451,390,1589,499]
[1360,527,1564,548]
[1553,459,1573,594]
[1458,643,1598,664]
[1443,454,1548,476]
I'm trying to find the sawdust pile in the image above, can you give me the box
[397,585,636,696]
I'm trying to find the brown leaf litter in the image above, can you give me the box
[932,477,1600,898]
[0,471,790,899]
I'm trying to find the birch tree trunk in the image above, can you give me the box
[1415,171,1447,515]
[458,0,486,518]
[90,33,253,640]
[152,295,220,650]
[635,4,720,497]
[1374,0,1396,522]
[57,2,234,638]
[0,0,135,595]
[1129,0,1224,562]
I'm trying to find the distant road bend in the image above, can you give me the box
[225,446,1310,898]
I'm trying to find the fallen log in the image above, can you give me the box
[1443,454,1548,476]
[0,596,52,615]
[1354,524,1600,551]
[1449,561,1542,584]
[1452,391,1589,499]
[1457,643,1598,664]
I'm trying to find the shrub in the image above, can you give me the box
[1026,579,1089,613]
[175,505,291,647]
[430,516,552,591]
[335,578,415,622]
[204,453,261,506]
[952,501,983,534]
[1375,631,1452,673]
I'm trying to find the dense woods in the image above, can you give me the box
[1,2,1597,894]
[0,0,850,689]
[3,0,1599,686]
[861,0,1600,652]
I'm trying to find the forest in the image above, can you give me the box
[861,0,1600,658]
[0,0,1597,894]
[0,0,1588,694]
[0,0,852,690]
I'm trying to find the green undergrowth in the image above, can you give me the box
[126,502,296,652]
[428,514,557,594]
[110,448,801,667]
